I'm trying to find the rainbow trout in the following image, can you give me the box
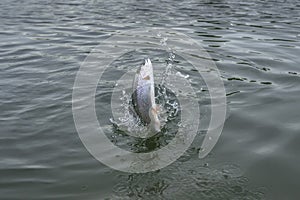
[132,59,160,132]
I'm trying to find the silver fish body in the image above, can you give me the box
[132,59,160,132]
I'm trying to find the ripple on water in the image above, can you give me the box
[1,0,300,199]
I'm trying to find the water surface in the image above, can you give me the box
[1,0,300,199]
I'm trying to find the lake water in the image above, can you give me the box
[1,0,300,199]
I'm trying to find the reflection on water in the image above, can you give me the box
[1,0,300,199]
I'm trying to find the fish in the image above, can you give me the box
[132,58,161,133]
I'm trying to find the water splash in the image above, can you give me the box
[111,82,180,138]
[110,33,190,138]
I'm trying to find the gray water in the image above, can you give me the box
[1,0,300,199]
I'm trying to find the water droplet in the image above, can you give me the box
[176,71,189,79]
[160,37,168,46]
[109,118,116,124]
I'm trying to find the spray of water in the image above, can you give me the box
[110,34,189,137]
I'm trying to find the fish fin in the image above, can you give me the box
[150,105,160,114]
[144,58,152,68]
[143,75,150,80]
